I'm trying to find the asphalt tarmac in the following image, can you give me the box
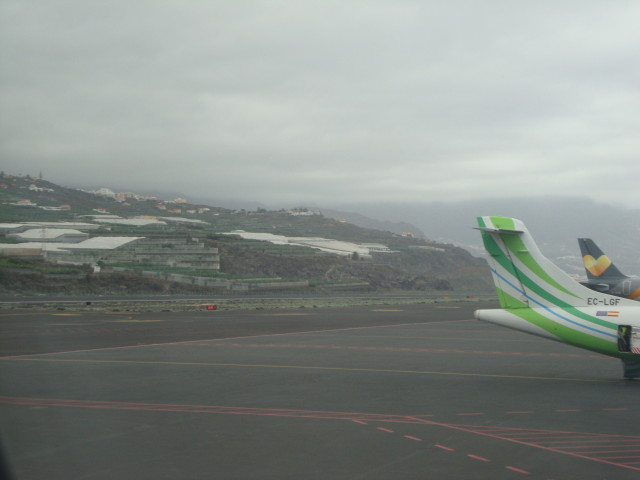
[1,301,640,479]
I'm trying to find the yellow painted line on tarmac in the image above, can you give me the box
[51,313,83,317]
[99,312,141,315]
[4,357,619,384]
[113,319,164,323]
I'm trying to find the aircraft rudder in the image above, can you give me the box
[476,216,528,309]
[477,216,593,308]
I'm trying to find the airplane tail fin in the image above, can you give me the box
[578,238,627,280]
[476,216,635,310]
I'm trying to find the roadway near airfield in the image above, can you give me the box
[1,300,640,479]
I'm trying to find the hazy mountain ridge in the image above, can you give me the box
[329,198,640,275]
[316,208,426,239]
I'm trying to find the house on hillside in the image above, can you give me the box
[12,199,37,207]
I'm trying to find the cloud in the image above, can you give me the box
[1,0,639,206]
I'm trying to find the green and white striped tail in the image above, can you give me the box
[475,216,640,364]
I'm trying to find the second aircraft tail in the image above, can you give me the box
[578,238,627,281]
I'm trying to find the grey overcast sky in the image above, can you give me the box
[1,1,639,206]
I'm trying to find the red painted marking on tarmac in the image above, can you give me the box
[506,466,530,475]
[598,455,640,459]
[402,416,640,472]
[467,454,490,462]
[425,424,640,472]
[510,435,613,442]
[377,427,394,433]
[602,407,628,411]
[404,435,422,442]
[434,444,455,451]
[0,396,419,425]
[573,447,640,454]
[535,437,639,445]
[352,420,367,425]
[4,396,639,472]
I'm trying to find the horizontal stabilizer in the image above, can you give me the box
[475,226,524,234]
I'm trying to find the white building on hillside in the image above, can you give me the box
[9,228,89,243]
[223,231,382,258]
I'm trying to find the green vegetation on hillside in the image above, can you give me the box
[0,173,492,295]
[0,255,86,275]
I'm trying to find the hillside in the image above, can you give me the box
[0,174,492,294]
